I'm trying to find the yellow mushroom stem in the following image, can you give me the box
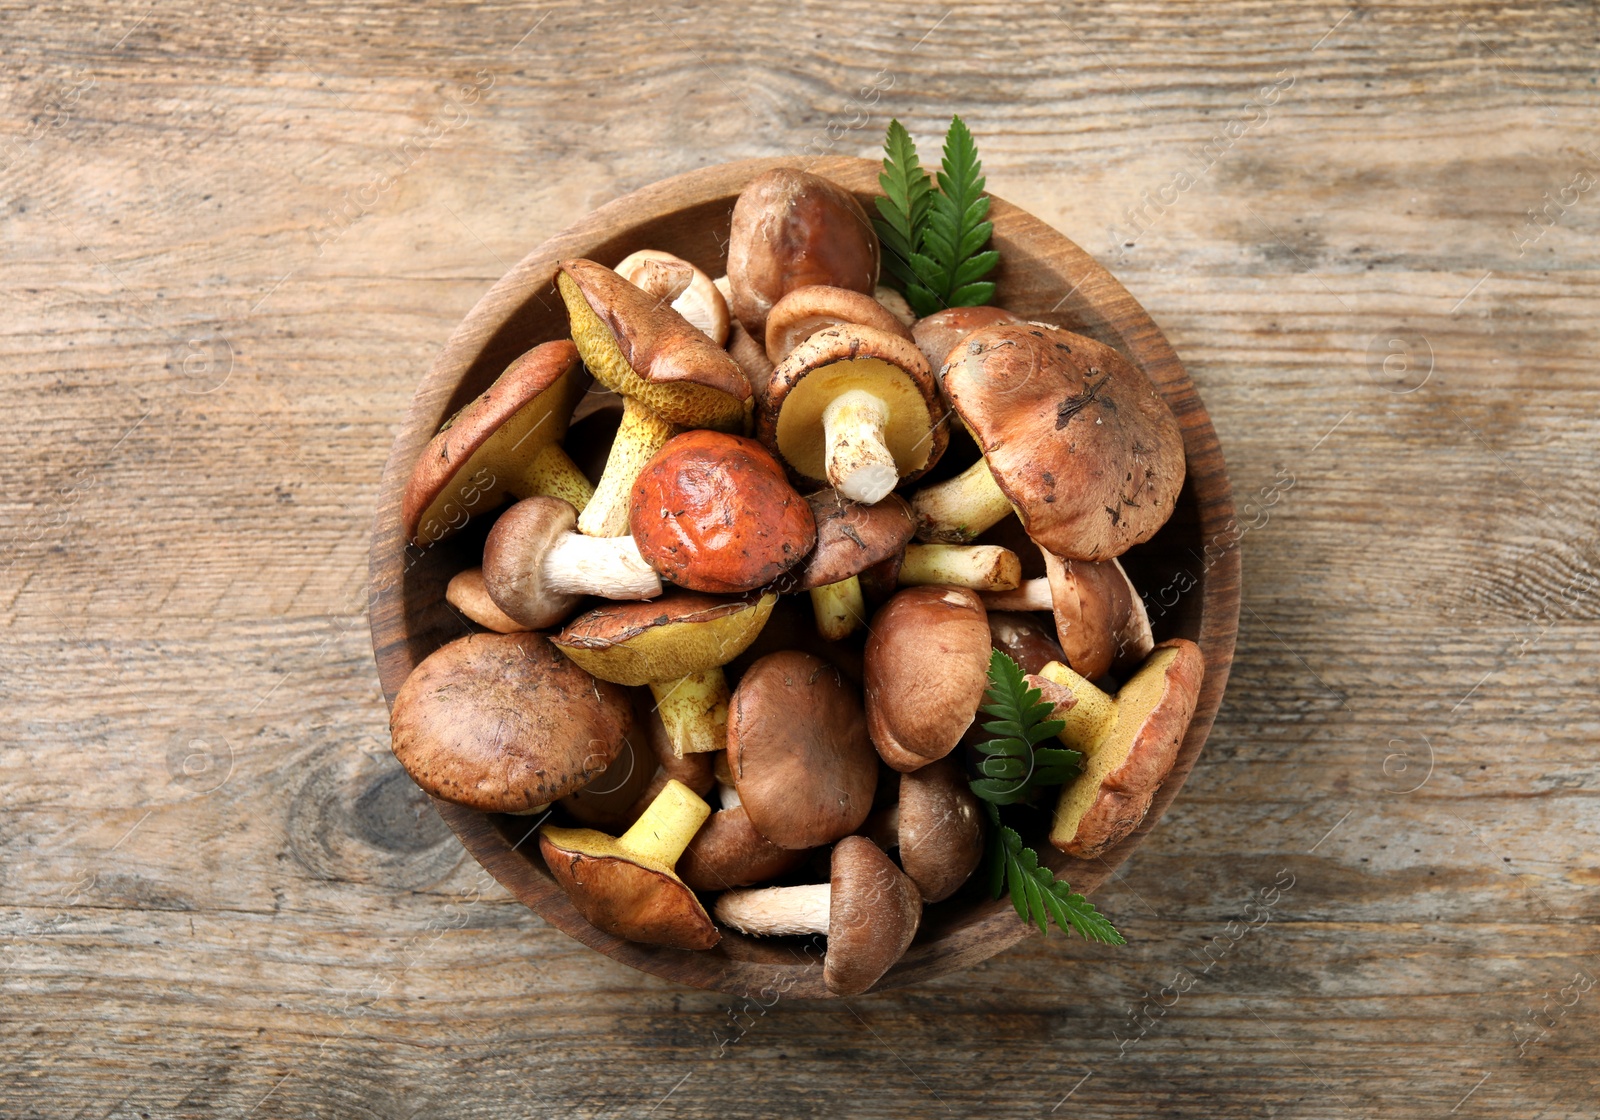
[809,575,868,641]
[897,544,1021,591]
[1035,661,1118,751]
[578,396,679,537]
[649,667,732,757]
[822,388,899,504]
[910,457,1016,544]
[521,440,595,513]
[614,779,710,866]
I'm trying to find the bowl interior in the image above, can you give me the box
[369,156,1239,998]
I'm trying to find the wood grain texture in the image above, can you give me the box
[2,1,1596,1117]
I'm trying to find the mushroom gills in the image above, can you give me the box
[716,882,831,937]
[808,575,868,641]
[910,456,1016,544]
[650,668,732,756]
[578,396,679,537]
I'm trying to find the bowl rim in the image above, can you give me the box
[368,155,1240,998]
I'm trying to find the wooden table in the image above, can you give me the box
[3,3,1595,1116]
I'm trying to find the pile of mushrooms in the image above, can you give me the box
[390,166,1203,994]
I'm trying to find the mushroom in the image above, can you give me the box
[726,651,878,849]
[401,340,593,546]
[556,258,751,537]
[714,835,921,996]
[985,610,1067,676]
[613,249,730,346]
[874,286,916,328]
[539,778,719,950]
[726,167,880,339]
[764,284,914,365]
[909,305,1024,373]
[622,698,718,821]
[981,553,1154,679]
[726,321,775,414]
[678,803,808,891]
[896,544,1022,592]
[864,586,992,772]
[628,430,816,595]
[552,591,777,757]
[389,631,632,812]
[911,322,1186,560]
[865,756,983,902]
[480,496,662,631]
[787,489,917,641]
[760,324,945,505]
[1032,638,1204,857]
[559,719,659,830]
[444,567,526,633]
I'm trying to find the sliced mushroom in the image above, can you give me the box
[552,591,777,757]
[1033,639,1204,858]
[402,340,593,546]
[760,324,945,505]
[765,285,914,365]
[912,322,1185,560]
[864,586,992,772]
[613,249,730,346]
[539,779,719,950]
[390,631,632,812]
[714,835,921,996]
[726,651,877,849]
[867,756,984,902]
[629,430,816,595]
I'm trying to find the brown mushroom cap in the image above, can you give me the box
[445,567,527,634]
[557,258,750,430]
[1046,639,1204,858]
[1042,552,1155,679]
[628,431,816,595]
[825,835,922,996]
[559,725,659,830]
[894,756,985,903]
[402,340,590,546]
[789,489,916,590]
[864,587,992,772]
[943,322,1186,561]
[759,324,946,490]
[613,249,730,346]
[390,631,632,812]
[727,321,776,413]
[987,610,1068,676]
[678,804,808,891]
[481,496,584,630]
[765,285,914,365]
[552,591,777,686]
[726,168,880,338]
[911,305,1024,373]
[727,651,877,849]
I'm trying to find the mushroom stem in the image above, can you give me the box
[578,396,679,537]
[910,457,1015,543]
[897,544,1021,592]
[649,668,732,756]
[809,575,868,641]
[822,389,898,504]
[715,883,831,936]
[979,577,1054,612]
[521,440,596,513]
[1036,661,1118,749]
[717,782,741,810]
[542,531,664,599]
[615,778,711,867]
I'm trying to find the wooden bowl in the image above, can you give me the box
[368,157,1240,998]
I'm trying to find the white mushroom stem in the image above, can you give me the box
[542,531,663,599]
[578,396,679,537]
[716,883,831,936]
[809,575,868,641]
[822,389,898,504]
[1034,661,1118,750]
[649,667,732,756]
[1116,558,1156,660]
[910,457,1016,543]
[717,782,741,810]
[980,577,1054,613]
[506,802,552,816]
[897,544,1021,592]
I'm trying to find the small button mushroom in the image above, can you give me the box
[912,322,1186,559]
[760,324,946,505]
[764,285,914,366]
[726,651,878,849]
[539,779,719,950]
[556,258,752,537]
[788,489,917,641]
[909,305,1024,373]
[726,167,880,339]
[981,553,1154,680]
[677,803,808,891]
[714,835,921,996]
[389,631,633,812]
[613,249,730,346]
[402,340,594,546]
[445,567,526,633]
[552,591,778,757]
[866,756,984,903]
[480,497,662,631]
[864,586,992,773]
[1032,639,1204,858]
[628,430,816,595]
